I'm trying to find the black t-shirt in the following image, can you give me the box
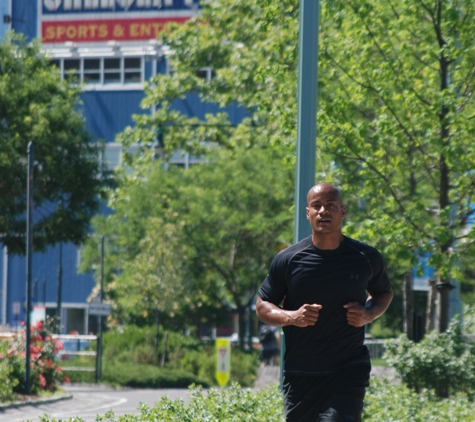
[258,235,391,376]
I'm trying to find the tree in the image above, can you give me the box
[96,0,475,334]
[0,33,109,254]
[317,0,475,332]
[82,147,294,347]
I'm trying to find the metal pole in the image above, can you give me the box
[281,0,321,391]
[293,0,320,244]
[57,242,63,333]
[25,141,34,395]
[95,235,105,382]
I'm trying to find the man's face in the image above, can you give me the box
[306,185,346,235]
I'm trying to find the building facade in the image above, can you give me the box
[0,0,246,332]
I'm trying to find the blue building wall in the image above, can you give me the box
[12,0,37,39]
[81,90,145,142]
[6,244,95,323]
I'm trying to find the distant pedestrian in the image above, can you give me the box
[258,323,280,366]
[256,183,393,422]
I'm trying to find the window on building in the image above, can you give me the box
[195,67,213,82]
[64,58,80,82]
[51,57,144,86]
[84,58,101,84]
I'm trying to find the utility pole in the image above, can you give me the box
[281,0,321,390]
[25,141,34,395]
[57,241,63,333]
[293,0,320,244]
[95,235,105,382]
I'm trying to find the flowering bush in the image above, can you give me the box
[2,321,69,395]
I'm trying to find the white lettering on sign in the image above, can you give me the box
[116,0,134,7]
[44,0,62,11]
[64,0,82,10]
[84,0,100,9]
[43,0,192,11]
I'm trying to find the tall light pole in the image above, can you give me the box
[57,241,63,333]
[95,235,105,382]
[25,141,34,395]
[293,0,320,244]
[281,0,321,390]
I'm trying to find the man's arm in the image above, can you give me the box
[256,296,322,327]
[344,287,393,327]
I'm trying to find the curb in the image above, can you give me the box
[0,393,73,410]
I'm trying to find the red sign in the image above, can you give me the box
[42,17,189,43]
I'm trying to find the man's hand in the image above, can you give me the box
[289,303,322,327]
[344,302,372,327]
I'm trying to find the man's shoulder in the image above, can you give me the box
[345,236,382,258]
[274,236,313,261]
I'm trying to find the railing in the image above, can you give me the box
[364,338,386,359]
[54,334,97,373]
[0,332,98,374]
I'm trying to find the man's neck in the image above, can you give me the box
[311,233,344,250]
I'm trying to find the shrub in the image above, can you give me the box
[0,341,17,401]
[384,317,475,397]
[101,362,210,388]
[4,321,69,395]
[364,378,475,422]
[34,381,475,421]
[101,325,259,388]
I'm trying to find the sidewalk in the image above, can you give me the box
[0,392,73,411]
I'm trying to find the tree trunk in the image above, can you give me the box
[237,304,247,350]
[436,278,454,333]
[425,277,437,333]
[160,331,168,368]
[153,307,160,358]
[402,273,414,340]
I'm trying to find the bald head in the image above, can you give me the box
[307,183,343,206]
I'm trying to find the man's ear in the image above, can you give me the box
[341,205,347,219]
[306,206,310,220]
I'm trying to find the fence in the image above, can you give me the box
[364,338,386,359]
[54,334,98,373]
[0,332,98,376]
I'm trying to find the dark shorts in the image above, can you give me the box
[261,348,279,362]
[283,365,371,422]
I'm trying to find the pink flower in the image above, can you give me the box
[38,374,46,389]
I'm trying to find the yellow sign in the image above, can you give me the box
[215,337,231,387]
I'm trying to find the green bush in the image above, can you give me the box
[230,347,260,387]
[101,362,210,388]
[177,345,259,387]
[3,322,68,396]
[33,381,475,422]
[364,378,475,422]
[100,325,259,388]
[0,342,17,401]
[384,317,475,397]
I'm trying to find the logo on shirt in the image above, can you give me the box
[350,273,359,280]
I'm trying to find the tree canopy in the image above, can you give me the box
[0,33,110,254]
[82,147,294,344]
[85,0,475,333]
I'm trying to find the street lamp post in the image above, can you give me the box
[280,0,321,390]
[25,141,34,395]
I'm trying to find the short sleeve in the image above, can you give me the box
[258,252,288,306]
[367,250,391,296]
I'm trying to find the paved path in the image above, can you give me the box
[0,384,191,422]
